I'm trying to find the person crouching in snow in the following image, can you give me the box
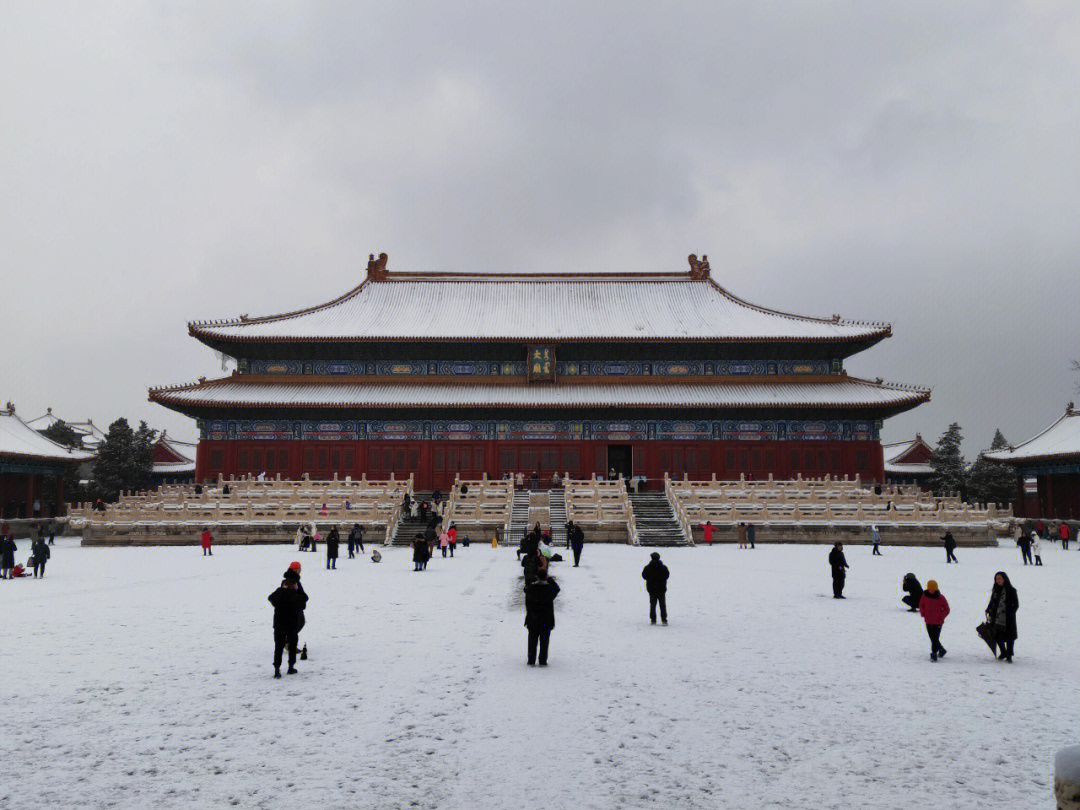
[200,527,213,556]
[269,575,308,678]
[918,579,950,661]
[901,573,923,612]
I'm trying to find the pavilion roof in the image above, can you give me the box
[984,404,1080,464]
[0,407,96,463]
[150,374,928,412]
[882,434,934,473]
[188,257,891,345]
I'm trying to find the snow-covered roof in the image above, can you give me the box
[151,375,928,411]
[189,261,891,345]
[0,408,95,463]
[152,460,196,475]
[985,404,1080,464]
[26,409,63,431]
[884,461,934,475]
[882,435,934,475]
[157,432,196,462]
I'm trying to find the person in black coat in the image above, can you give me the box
[524,568,560,666]
[641,552,669,625]
[347,524,364,558]
[412,533,428,572]
[1016,533,1033,565]
[268,578,308,678]
[325,528,340,569]
[565,519,574,550]
[522,548,543,584]
[1,534,16,578]
[943,531,958,563]
[901,573,923,611]
[828,543,849,598]
[570,524,584,567]
[986,571,1019,662]
[31,537,51,577]
[402,491,412,513]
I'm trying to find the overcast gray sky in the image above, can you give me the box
[3,1,1078,454]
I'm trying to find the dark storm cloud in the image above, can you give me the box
[2,1,1077,453]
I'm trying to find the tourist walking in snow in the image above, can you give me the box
[439,527,451,558]
[348,523,364,557]
[30,535,50,577]
[985,571,1019,662]
[269,576,308,678]
[326,527,340,569]
[412,533,427,572]
[447,523,457,556]
[402,491,412,515]
[871,525,882,555]
[1,533,16,579]
[641,552,669,625]
[918,579,950,661]
[570,523,584,567]
[1059,521,1071,550]
[1017,531,1033,565]
[737,522,747,549]
[200,527,213,556]
[524,567,560,666]
[1031,532,1043,566]
[828,543,849,599]
[901,573,923,611]
[746,522,755,549]
[942,531,958,564]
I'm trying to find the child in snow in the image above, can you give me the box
[918,580,950,661]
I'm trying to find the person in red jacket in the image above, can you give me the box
[1060,521,1071,550]
[918,579,950,661]
[200,527,214,556]
[699,521,714,544]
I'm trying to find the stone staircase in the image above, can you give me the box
[389,492,433,546]
[548,488,567,546]
[629,492,691,546]
[507,490,530,545]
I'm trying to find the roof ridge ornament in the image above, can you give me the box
[687,253,710,280]
[1068,401,1075,415]
[367,252,389,281]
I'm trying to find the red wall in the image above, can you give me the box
[195,439,885,490]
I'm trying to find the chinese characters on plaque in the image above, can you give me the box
[528,346,554,381]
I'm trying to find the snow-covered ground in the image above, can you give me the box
[2,539,1077,809]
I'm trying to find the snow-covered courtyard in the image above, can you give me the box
[2,539,1077,809]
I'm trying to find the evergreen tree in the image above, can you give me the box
[929,422,967,498]
[968,429,1017,507]
[40,419,83,449]
[91,418,156,502]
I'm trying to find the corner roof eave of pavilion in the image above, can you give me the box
[983,403,1080,465]
[185,257,892,352]
[148,373,930,421]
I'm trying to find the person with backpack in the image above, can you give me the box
[347,523,364,558]
[1017,531,1033,565]
[523,567,560,666]
[268,575,308,678]
[31,535,51,577]
[918,579,950,661]
[641,552,669,625]
[942,531,958,564]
